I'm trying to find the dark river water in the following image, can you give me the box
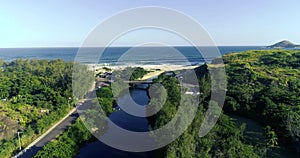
[75,85,298,158]
[76,86,162,158]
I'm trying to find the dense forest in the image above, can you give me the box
[152,50,300,157]
[148,72,260,157]
[3,49,299,157]
[222,50,300,155]
[0,59,92,157]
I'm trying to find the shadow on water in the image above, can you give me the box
[76,140,161,158]
[76,87,162,158]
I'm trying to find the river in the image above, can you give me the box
[76,85,297,157]
[76,85,161,158]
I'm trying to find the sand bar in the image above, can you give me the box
[88,64,200,80]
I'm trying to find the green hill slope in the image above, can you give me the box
[158,49,300,157]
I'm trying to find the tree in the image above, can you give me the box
[265,126,278,148]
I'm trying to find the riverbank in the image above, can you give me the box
[76,87,160,157]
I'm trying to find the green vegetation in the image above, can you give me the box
[0,59,92,158]
[102,66,112,71]
[149,73,259,157]
[96,87,115,115]
[114,67,148,81]
[34,67,148,158]
[72,63,95,100]
[222,50,300,156]
[129,67,149,80]
[111,67,148,97]
[4,50,299,157]
[35,50,300,157]
[34,119,93,158]
[34,85,115,157]
[150,50,300,157]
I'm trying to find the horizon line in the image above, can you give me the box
[0,45,266,49]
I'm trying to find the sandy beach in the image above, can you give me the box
[88,64,200,80]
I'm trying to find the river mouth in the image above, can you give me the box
[76,86,161,157]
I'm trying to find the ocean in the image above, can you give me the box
[0,46,266,65]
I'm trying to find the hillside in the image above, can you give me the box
[0,59,93,158]
[221,50,300,155]
[161,49,300,157]
[268,40,300,48]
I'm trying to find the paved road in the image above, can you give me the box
[14,83,96,158]
[14,108,80,158]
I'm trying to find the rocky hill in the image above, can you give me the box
[268,40,300,48]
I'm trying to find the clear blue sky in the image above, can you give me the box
[1,0,300,47]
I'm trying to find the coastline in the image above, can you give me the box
[87,63,201,70]
[87,63,200,80]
